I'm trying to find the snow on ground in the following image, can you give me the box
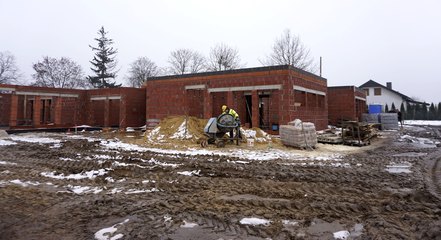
[41,169,109,180]
[0,139,17,146]
[9,134,61,144]
[398,134,439,148]
[10,179,40,187]
[239,217,271,226]
[124,188,159,194]
[180,220,198,228]
[0,161,17,165]
[333,230,350,239]
[404,120,441,126]
[170,121,193,139]
[177,170,201,176]
[67,185,103,194]
[94,219,129,240]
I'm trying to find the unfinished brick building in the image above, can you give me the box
[145,65,329,130]
[0,84,145,129]
[327,86,367,126]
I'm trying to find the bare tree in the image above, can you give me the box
[32,56,88,89]
[189,51,206,73]
[126,57,159,87]
[168,49,206,75]
[207,43,242,71]
[261,29,316,72]
[0,51,21,84]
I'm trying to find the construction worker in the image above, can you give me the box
[221,105,241,139]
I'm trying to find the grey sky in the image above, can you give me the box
[1,0,440,103]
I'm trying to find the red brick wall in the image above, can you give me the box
[0,94,11,126]
[145,66,329,130]
[328,86,366,126]
[122,88,146,127]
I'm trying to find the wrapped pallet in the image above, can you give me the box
[379,113,399,130]
[280,119,317,148]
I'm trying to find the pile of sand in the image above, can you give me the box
[145,116,208,144]
[145,116,273,146]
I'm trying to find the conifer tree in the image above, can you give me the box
[88,26,121,88]
[391,102,396,111]
[428,103,436,120]
[438,102,441,120]
[422,102,428,120]
[400,102,406,120]
[384,103,389,113]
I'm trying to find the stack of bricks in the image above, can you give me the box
[280,120,317,148]
[379,113,399,130]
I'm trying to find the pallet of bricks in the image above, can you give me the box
[280,119,317,149]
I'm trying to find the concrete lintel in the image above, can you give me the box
[185,84,205,90]
[15,91,79,98]
[90,95,122,101]
[208,84,282,93]
[293,85,326,96]
[0,87,16,92]
[355,96,366,101]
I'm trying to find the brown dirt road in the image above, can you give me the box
[1,125,441,239]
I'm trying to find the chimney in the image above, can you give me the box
[386,82,392,89]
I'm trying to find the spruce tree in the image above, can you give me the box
[385,103,389,113]
[400,102,406,120]
[438,102,441,120]
[421,103,428,120]
[428,103,436,120]
[88,26,121,88]
[391,102,396,111]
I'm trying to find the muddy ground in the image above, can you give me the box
[1,125,441,240]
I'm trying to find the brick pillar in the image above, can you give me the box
[251,90,259,128]
[9,95,18,127]
[203,90,212,119]
[54,97,62,126]
[119,96,127,129]
[33,96,41,127]
[227,91,234,109]
[104,98,110,127]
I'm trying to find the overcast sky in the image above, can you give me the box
[1,0,440,103]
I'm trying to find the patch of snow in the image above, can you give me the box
[333,230,350,239]
[240,217,271,226]
[126,127,135,132]
[74,125,93,128]
[170,121,193,139]
[282,220,299,226]
[105,177,115,183]
[10,179,40,187]
[164,215,172,222]
[59,157,77,161]
[404,120,441,126]
[142,180,156,184]
[109,188,123,194]
[94,219,129,240]
[124,188,159,194]
[67,185,103,194]
[0,139,17,146]
[180,220,198,228]
[41,169,109,180]
[385,163,412,173]
[10,135,61,144]
[0,160,17,165]
[145,158,181,168]
[1,170,12,174]
[177,170,201,176]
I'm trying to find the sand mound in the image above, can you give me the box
[145,115,273,146]
[145,116,208,144]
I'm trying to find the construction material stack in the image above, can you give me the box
[280,119,317,149]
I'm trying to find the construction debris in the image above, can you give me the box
[341,121,378,146]
[280,119,317,149]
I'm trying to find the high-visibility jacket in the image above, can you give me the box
[224,108,239,119]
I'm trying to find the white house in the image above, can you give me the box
[359,80,426,112]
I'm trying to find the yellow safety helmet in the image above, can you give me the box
[222,105,228,112]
